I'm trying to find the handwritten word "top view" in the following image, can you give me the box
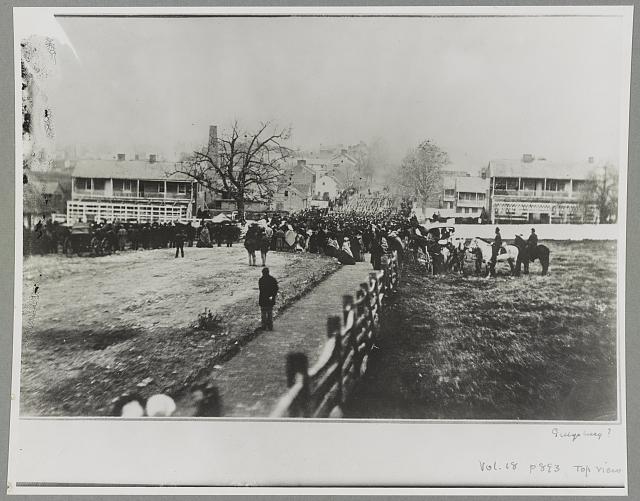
[551,428,611,442]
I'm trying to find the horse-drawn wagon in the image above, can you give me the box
[63,224,112,257]
[408,223,466,275]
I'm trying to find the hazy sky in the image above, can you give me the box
[42,14,629,170]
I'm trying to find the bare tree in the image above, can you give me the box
[176,121,293,221]
[576,164,618,223]
[396,139,449,208]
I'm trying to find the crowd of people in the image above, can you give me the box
[23,220,202,256]
[236,207,415,269]
[24,206,438,273]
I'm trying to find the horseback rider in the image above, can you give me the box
[490,227,502,276]
[527,228,538,257]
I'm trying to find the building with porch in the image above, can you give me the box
[67,155,196,223]
[441,175,489,216]
[486,155,600,224]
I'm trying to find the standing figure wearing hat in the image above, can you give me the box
[527,228,538,255]
[490,227,502,277]
[258,267,279,331]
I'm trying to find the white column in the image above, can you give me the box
[164,180,167,199]
[491,176,496,224]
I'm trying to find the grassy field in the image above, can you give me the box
[344,240,619,420]
[20,247,340,416]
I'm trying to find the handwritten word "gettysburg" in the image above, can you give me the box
[551,428,609,442]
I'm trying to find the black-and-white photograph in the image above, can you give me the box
[17,9,627,422]
[9,5,633,493]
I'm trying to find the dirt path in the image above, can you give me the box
[20,247,340,415]
[192,260,373,417]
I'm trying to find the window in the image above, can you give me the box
[157,183,165,193]
[494,178,507,190]
[471,207,478,213]
[546,179,565,192]
[505,178,519,190]
[121,180,132,192]
[478,193,486,200]
[445,189,455,197]
[464,207,470,214]
[178,184,187,194]
[456,207,462,213]
[93,178,106,191]
[284,190,289,197]
[76,178,91,190]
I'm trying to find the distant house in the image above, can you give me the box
[67,154,196,223]
[271,184,310,212]
[487,155,600,223]
[452,176,489,216]
[288,160,317,187]
[23,179,66,228]
[315,174,340,201]
[296,148,358,178]
[22,169,72,228]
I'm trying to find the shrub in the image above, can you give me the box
[195,308,223,332]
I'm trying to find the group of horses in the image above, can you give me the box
[403,228,550,277]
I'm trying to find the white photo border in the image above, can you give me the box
[8,5,632,496]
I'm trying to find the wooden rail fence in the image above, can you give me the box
[271,252,400,418]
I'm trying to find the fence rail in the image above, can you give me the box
[271,253,400,418]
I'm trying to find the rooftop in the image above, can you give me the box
[488,159,599,181]
[456,176,489,193]
[72,159,193,182]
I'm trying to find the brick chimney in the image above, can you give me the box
[117,153,126,161]
[208,125,218,167]
[149,154,157,163]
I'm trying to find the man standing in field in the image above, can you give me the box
[174,223,186,258]
[259,267,279,331]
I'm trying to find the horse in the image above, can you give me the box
[243,225,260,266]
[469,237,519,277]
[513,235,551,275]
[443,237,467,274]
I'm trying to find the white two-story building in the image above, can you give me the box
[67,155,196,223]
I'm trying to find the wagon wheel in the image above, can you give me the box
[91,237,102,257]
[424,254,434,276]
[63,239,74,258]
[101,238,112,256]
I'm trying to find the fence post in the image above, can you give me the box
[327,315,343,405]
[343,294,354,323]
[342,295,354,398]
[369,272,381,324]
[286,352,309,417]
[362,279,377,340]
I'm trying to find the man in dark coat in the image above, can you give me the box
[174,224,186,258]
[527,228,538,258]
[513,234,529,276]
[258,267,279,330]
[490,227,502,276]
